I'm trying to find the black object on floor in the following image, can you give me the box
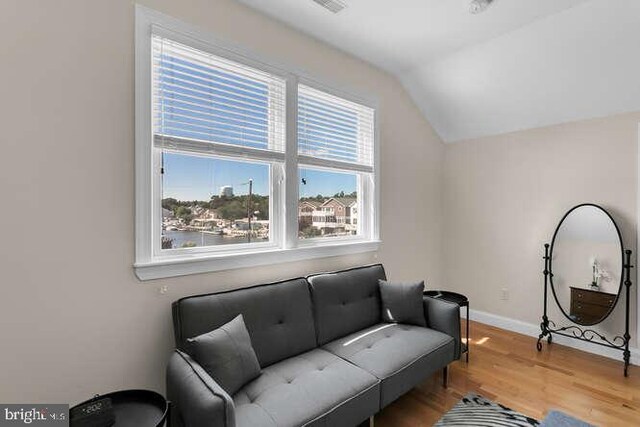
[424,290,469,362]
[71,390,168,427]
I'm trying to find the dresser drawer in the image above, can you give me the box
[572,289,615,307]
[570,300,611,324]
[572,300,609,317]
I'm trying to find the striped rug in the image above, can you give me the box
[435,394,540,426]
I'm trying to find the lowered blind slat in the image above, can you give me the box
[299,138,360,156]
[298,109,363,136]
[156,127,274,150]
[299,123,359,145]
[155,135,285,163]
[297,147,365,163]
[155,54,273,93]
[153,85,275,120]
[156,77,277,116]
[298,85,374,168]
[155,109,274,137]
[160,121,270,144]
[152,35,285,154]
[155,65,279,106]
[299,97,360,125]
[299,102,374,126]
[159,121,271,144]
[154,102,271,129]
[153,56,278,98]
[154,37,277,84]
[298,155,373,174]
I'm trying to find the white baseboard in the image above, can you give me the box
[462,308,640,366]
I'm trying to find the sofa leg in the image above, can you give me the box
[369,415,374,427]
[442,365,449,388]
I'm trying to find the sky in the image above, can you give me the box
[163,152,357,201]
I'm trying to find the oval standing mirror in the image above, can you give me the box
[549,204,623,326]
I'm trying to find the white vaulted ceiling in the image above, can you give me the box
[237,0,640,142]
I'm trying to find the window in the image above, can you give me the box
[162,153,272,250]
[152,35,284,256]
[135,7,378,280]
[297,85,375,242]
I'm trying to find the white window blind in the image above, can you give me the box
[298,84,375,172]
[152,35,286,159]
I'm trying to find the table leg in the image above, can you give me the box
[466,304,470,363]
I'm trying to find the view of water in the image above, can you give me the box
[164,230,251,248]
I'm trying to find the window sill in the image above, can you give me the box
[134,240,381,281]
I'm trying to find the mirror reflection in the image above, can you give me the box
[551,205,622,326]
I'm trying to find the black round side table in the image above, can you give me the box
[71,390,169,427]
[424,290,469,363]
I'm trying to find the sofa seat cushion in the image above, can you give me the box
[322,323,455,407]
[233,348,379,427]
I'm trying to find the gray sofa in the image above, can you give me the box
[167,264,461,427]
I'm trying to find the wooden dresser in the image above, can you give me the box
[569,286,616,324]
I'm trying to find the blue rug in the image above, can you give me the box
[435,394,593,427]
[540,410,594,427]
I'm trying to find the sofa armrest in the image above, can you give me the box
[423,296,461,360]
[167,350,236,427]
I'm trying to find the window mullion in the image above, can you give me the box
[284,76,299,249]
[360,172,373,240]
[152,148,164,258]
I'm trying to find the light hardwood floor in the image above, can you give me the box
[376,320,640,427]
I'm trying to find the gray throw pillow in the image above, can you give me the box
[379,280,426,326]
[187,314,261,395]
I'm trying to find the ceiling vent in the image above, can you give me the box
[312,0,347,14]
[469,0,494,14]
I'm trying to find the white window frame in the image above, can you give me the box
[134,6,380,280]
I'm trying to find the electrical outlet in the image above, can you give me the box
[501,288,509,301]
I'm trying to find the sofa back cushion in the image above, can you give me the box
[172,278,317,368]
[307,264,386,345]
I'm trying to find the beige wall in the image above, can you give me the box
[443,112,639,345]
[5,0,636,406]
[0,0,444,403]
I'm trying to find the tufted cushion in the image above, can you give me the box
[173,278,317,368]
[233,348,379,427]
[322,323,455,407]
[307,264,386,345]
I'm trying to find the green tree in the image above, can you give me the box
[300,226,322,238]
[218,200,245,222]
[175,206,193,224]
[162,198,179,211]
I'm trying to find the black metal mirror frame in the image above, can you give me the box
[548,203,624,326]
[537,203,634,377]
